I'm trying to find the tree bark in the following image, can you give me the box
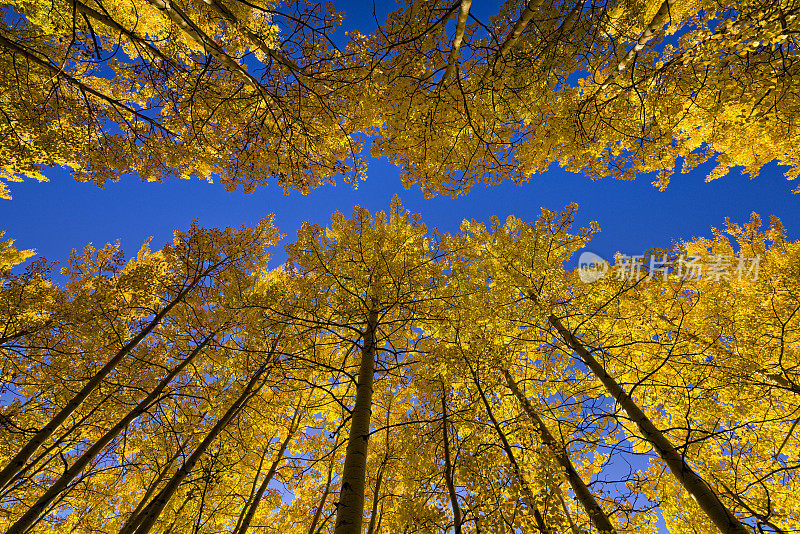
[439,0,472,85]
[441,383,463,534]
[365,454,386,534]
[481,0,546,82]
[0,276,204,492]
[367,397,391,534]
[549,314,750,534]
[466,360,543,528]
[235,409,301,534]
[503,369,616,534]
[125,438,191,531]
[596,0,677,91]
[6,332,216,534]
[333,308,379,534]
[143,0,276,107]
[201,0,305,77]
[119,360,273,534]
[70,0,178,68]
[308,455,336,534]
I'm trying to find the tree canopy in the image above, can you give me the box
[3,0,800,532]
[0,204,797,533]
[1,0,799,198]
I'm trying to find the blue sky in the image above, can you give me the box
[2,155,798,271]
[2,0,800,269]
[3,0,799,272]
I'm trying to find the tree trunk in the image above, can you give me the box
[439,0,472,85]
[119,361,272,534]
[6,332,216,534]
[367,397,391,534]
[308,456,336,534]
[365,455,386,534]
[235,409,301,534]
[549,314,750,534]
[481,0,546,82]
[441,383,463,534]
[126,437,191,530]
[503,369,615,534]
[466,360,542,527]
[0,276,203,491]
[333,308,379,534]
[596,0,677,92]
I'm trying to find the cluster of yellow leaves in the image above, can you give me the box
[0,232,34,272]
[0,0,369,198]
[3,0,799,198]
[2,203,799,533]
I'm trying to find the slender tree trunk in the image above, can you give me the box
[555,481,581,534]
[481,0,546,82]
[120,361,272,534]
[0,276,203,492]
[70,0,177,67]
[6,332,216,534]
[308,456,336,534]
[126,437,191,530]
[191,452,217,534]
[439,0,472,85]
[316,510,337,534]
[533,508,550,534]
[466,360,544,528]
[596,0,677,92]
[367,396,391,534]
[2,389,117,495]
[143,0,275,105]
[232,442,271,534]
[333,308,379,534]
[373,506,383,534]
[201,0,303,75]
[549,314,750,534]
[441,383,463,534]
[503,369,616,534]
[365,455,386,534]
[235,409,301,534]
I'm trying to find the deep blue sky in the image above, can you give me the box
[2,156,798,271]
[2,0,800,271]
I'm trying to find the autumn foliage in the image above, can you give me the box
[2,0,800,532]
[1,0,799,198]
[0,204,796,533]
